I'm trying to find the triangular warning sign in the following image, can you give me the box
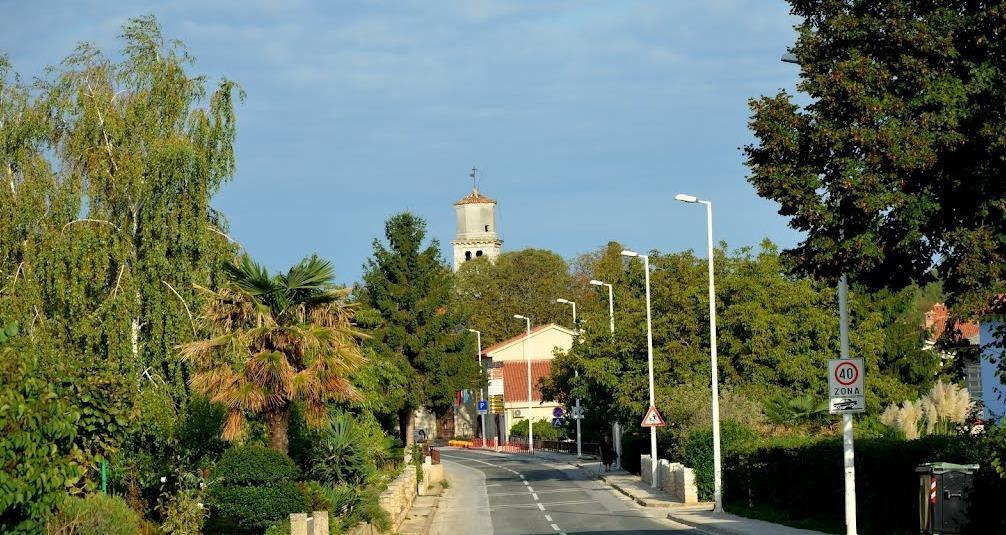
[640,406,666,427]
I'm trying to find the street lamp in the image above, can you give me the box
[589,280,615,335]
[620,249,658,488]
[555,298,582,458]
[468,329,487,445]
[513,314,533,455]
[675,193,724,512]
[589,278,620,468]
[781,52,858,535]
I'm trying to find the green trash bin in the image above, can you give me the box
[916,462,978,534]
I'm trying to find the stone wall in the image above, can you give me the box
[640,455,698,504]
[376,456,446,531]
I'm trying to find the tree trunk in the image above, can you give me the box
[400,407,415,447]
[266,408,290,453]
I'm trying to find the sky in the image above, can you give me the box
[2,0,803,285]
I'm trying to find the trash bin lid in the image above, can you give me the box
[915,462,980,474]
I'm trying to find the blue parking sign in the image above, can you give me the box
[477,400,488,414]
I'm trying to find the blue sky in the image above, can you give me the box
[3,0,802,284]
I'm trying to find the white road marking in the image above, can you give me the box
[532,493,539,500]
[551,523,561,531]
[537,503,545,511]
[544,515,553,522]
[527,486,534,492]
[523,481,529,486]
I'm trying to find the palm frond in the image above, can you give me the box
[246,350,295,402]
[221,410,246,441]
[225,254,281,299]
[282,254,335,294]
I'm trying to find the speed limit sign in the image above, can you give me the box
[828,358,865,414]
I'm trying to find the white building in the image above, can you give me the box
[451,185,502,271]
[475,324,575,442]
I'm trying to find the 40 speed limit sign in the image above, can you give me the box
[828,358,866,414]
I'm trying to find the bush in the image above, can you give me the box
[160,488,208,534]
[301,481,390,532]
[0,328,83,534]
[723,434,1006,533]
[46,494,142,535]
[214,445,299,486]
[682,420,759,500]
[208,446,307,533]
[509,419,568,441]
[208,483,308,533]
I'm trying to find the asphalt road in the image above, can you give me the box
[437,448,694,535]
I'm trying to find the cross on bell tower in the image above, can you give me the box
[451,167,502,271]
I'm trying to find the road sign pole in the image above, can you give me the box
[839,274,858,535]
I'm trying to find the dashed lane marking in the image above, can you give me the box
[550,523,561,531]
[532,493,539,500]
[544,515,553,522]
[537,503,545,511]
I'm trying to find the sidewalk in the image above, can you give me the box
[481,447,827,535]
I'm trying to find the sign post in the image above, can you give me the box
[837,275,859,535]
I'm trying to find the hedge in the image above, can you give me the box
[208,446,308,533]
[723,435,1006,534]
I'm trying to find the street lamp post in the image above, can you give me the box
[555,298,582,458]
[781,52,858,535]
[589,279,620,468]
[513,314,533,455]
[675,193,723,512]
[620,250,658,488]
[468,329,487,445]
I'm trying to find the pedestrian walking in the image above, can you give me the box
[601,439,617,472]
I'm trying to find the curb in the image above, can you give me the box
[665,512,736,535]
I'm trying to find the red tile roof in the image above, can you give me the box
[924,303,980,344]
[481,324,553,356]
[454,188,497,206]
[502,360,552,403]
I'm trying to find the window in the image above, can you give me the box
[484,225,490,232]
[476,250,483,257]
[465,251,472,261]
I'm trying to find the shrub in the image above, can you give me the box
[301,481,390,532]
[46,494,142,535]
[176,397,227,464]
[160,488,208,534]
[722,434,1006,533]
[214,445,299,486]
[208,483,308,533]
[0,326,83,534]
[208,446,307,533]
[682,420,758,500]
[509,419,567,441]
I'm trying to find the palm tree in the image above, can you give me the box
[181,254,364,453]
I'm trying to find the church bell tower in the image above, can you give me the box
[452,167,502,271]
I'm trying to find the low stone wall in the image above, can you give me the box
[379,465,418,531]
[640,455,698,504]
[376,456,446,531]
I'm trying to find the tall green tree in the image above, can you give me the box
[0,15,239,486]
[746,1,1006,317]
[359,213,477,444]
[455,249,585,345]
[181,254,364,453]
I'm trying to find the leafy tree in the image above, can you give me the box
[0,15,240,486]
[745,1,1006,316]
[544,240,943,453]
[455,249,585,345]
[181,254,364,453]
[359,213,477,444]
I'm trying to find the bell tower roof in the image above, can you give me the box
[454,187,497,206]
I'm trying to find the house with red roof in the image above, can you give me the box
[478,323,575,442]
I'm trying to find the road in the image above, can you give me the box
[434,448,694,535]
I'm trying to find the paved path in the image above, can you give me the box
[437,448,694,534]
